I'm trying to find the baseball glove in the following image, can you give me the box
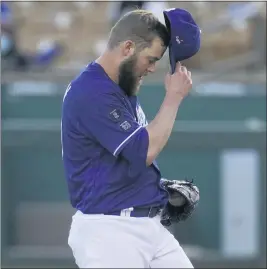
[160,178,200,227]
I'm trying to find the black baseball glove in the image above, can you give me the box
[160,178,200,227]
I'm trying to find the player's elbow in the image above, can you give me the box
[146,158,153,167]
[146,148,156,166]
[145,137,161,166]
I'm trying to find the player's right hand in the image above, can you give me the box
[164,62,192,100]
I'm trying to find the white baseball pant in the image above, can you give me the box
[68,210,194,268]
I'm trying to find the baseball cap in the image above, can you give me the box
[163,8,201,74]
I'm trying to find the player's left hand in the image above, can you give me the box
[160,178,200,227]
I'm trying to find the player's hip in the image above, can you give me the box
[68,211,156,268]
[68,210,161,248]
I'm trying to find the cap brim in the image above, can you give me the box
[164,11,176,74]
[169,45,176,74]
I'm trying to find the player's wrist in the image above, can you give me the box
[164,92,184,105]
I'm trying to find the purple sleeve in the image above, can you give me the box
[120,128,149,172]
[77,91,149,168]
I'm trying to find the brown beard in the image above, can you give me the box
[118,54,139,96]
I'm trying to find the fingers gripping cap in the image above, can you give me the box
[163,8,201,74]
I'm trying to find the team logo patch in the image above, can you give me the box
[119,121,132,131]
[109,108,121,122]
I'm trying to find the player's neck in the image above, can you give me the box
[95,52,120,84]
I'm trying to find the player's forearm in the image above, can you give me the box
[145,93,183,165]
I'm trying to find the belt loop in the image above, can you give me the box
[148,207,152,217]
[120,207,134,217]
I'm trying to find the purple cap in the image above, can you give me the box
[163,8,201,74]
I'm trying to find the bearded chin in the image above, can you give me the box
[118,56,138,96]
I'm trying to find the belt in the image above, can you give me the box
[104,206,162,218]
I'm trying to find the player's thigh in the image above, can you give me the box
[68,215,150,268]
[69,237,148,268]
[150,243,193,268]
[72,244,149,268]
[149,224,193,268]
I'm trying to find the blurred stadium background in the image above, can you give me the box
[1,1,266,268]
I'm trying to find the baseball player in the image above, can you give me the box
[61,8,201,268]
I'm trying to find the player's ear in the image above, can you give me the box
[121,40,135,57]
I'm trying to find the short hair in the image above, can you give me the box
[107,10,170,50]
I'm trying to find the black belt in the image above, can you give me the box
[104,206,162,218]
